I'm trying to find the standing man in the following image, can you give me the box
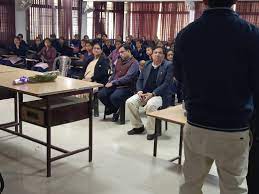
[174,0,259,194]
[126,46,173,140]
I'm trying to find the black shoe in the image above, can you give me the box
[105,108,115,115]
[127,126,145,135]
[112,113,119,122]
[147,131,161,141]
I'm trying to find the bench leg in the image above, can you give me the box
[14,93,18,132]
[153,118,161,157]
[119,103,125,125]
[178,125,184,165]
[93,94,99,117]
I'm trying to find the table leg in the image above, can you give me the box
[178,125,184,165]
[46,98,52,177]
[88,90,93,162]
[153,118,161,157]
[18,93,23,134]
[14,93,18,132]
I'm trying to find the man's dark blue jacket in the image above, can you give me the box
[173,8,259,131]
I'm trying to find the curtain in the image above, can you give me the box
[194,1,206,20]
[0,0,15,46]
[27,0,82,40]
[93,2,106,37]
[28,0,54,40]
[113,2,124,39]
[127,2,160,40]
[236,1,259,27]
[58,0,72,39]
[160,2,189,41]
[93,2,123,39]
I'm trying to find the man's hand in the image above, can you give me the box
[143,93,153,101]
[137,91,143,97]
[137,91,146,101]
[105,83,113,88]
[83,77,92,82]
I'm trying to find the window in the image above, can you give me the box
[0,0,15,45]
[27,0,81,40]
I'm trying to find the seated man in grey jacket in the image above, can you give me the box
[126,46,173,140]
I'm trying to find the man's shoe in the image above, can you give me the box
[112,113,119,122]
[105,108,115,115]
[127,126,145,135]
[147,131,161,141]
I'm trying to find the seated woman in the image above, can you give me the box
[83,43,110,85]
[32,38,57,72]
[78,43,110,99]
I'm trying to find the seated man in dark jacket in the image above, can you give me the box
[98,44,139,122]
[126,46,173,140]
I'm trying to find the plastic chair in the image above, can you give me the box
[53,56,71,76]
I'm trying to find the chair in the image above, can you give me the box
[53,56,71,76]
[103,103,126,125]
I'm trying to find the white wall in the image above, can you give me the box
[15,1,27,40]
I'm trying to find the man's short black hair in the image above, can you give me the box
[17,33,23,38]
[153,46,164,54]
[207,0,237,8]
[119,44,131,52]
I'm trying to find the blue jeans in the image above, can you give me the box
[98,86,133,113]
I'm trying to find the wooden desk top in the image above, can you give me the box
[1,54,17,58]
[0,65,20,73]
[147,105,187,126]
[0,67,102,97]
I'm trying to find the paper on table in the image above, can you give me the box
[8,56,23,64]
[34,62,49,69]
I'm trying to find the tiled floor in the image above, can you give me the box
[0,96,219,194]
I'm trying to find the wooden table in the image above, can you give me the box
[1,54,17,58]
[0,67,102,177]
[0,65,20,73]
[147,105,187,165]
